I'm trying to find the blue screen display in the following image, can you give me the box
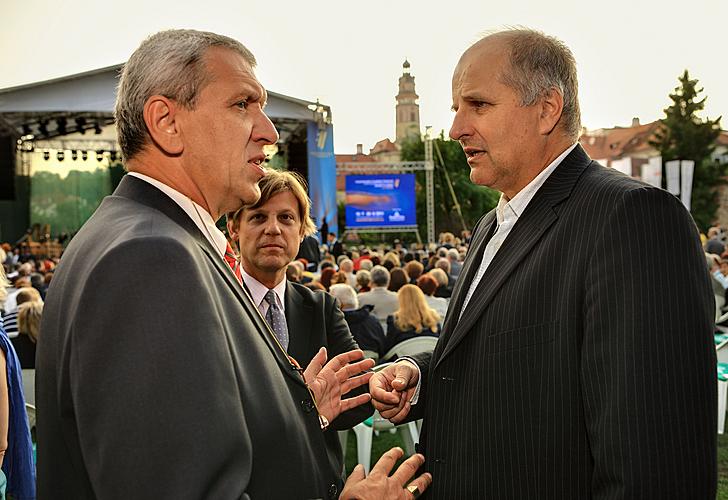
[345,174,417,228]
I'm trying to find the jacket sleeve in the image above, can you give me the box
[582,186,716,498]
[69,238,254,499]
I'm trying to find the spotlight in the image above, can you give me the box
[43,150,50,161]
[96,150,104,162]
[57,151,65,162]
[57,117,67,135]
[71,150,78,161]
[75,116,87,134]
[81,150,88,161]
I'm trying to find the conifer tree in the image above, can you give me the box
[650,70,724,230]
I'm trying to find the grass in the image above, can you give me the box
[347,428,728,495]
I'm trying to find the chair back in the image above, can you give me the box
[21,369,35,406]
[382,336,438,362]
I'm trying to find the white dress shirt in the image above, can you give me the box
[127,172,228,259]
[241,269,287,320]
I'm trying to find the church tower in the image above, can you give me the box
[395,59,421,143]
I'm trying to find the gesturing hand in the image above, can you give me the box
[340,447,432,499]
[303,347,375,425]
[369,361,419,424]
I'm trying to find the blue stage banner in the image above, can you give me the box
[345,174,416,228]
[306,121,337,237]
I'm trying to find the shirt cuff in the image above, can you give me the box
[396,356,422,405]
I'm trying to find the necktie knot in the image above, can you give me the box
[223,242,243,285]
[264,289,277,308]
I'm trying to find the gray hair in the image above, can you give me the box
[369,265,390,288]
[329,284,359,310]
[115,29,256,160]
[447,248,459,261]
[486,28,581,141]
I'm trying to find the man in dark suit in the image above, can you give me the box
[370,28,716,498]
[327,232,344,259]
[37,29,430,499]
[227,169,373,476]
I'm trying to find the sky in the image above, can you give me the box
[1,0,726,154]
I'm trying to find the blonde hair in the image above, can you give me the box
[0,266,8,304]
[383,251,401,268]
[228,169,316,237]
[18,301,43,343]
[394,284,440,333]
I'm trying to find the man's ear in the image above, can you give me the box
[143,96,184,155]
[226,217,239,241]
[538,87,564,136]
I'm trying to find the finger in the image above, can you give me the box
[303,347,327,383]
[345,463,366,484]
[391,453,425,485]
[406,472,433,498]
[380,401,411,423]
[324,349,365,373]
[339,392,372,413]
[335,358,375,382]
[369,374,401,405]
[391,364,417,391]
[340,371,374,394]
[369,447,404,476]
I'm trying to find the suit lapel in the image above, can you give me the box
[435,145,592,369]
[284,282,314,362]
[114,176,305,387]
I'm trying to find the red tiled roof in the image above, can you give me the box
[370,138,398,154]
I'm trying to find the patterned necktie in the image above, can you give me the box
[224,242,242,285]
[264,289,289,351]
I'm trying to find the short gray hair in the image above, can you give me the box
[486,28,581,141]
[369,265,390,288]
[330,284,359,310]
[115,29,256,160]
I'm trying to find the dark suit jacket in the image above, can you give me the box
[285,282,373,476]
[37,176,343,499]
[409,145,716,499]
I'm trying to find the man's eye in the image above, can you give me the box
[236,101,248,110]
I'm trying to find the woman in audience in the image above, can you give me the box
[429,268,451,299]
[404,260,424,285]
[384,284,441,359]
[318,267,336,291]
[416,274,449,320]
[14,301,42,369]
[0,267,35,499]
[329,284,386,359]
[2,287,41,339]
[387,267,409,293]
[355,269,371,293]
[330,271,349,287]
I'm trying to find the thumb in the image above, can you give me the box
[303,347,328,383]
[391,363,415,391]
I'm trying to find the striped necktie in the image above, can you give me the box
[224,242,242,285]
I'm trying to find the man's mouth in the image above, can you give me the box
[249,155,267,175]
[463,147,486,161]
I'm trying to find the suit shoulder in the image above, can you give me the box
[289,281,333,307]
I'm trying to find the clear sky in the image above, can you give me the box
[1,0,725,154]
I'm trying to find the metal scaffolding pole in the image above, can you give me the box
[424,130,435,243]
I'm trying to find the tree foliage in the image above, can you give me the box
[649,70,725,230]
[399,133,499,236]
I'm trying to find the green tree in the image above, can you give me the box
[399,133,499,236]
[650,70,724,231]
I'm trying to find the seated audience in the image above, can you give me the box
[447,248,463,282]
[387,267,409,293]
[429,267,452,299]
[358,266,399,324]
[318,267,336,291]
[2,287,41,339]
[404,260,424,285]
[416,274,449,320]
[339,259,357,288]
[331,271,349,286]
[286,263,302,283]
[355,270,371,293]
[384,284,441,359]
[14,301,42,369]
[329,284,386,359]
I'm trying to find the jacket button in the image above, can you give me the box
[441,376,455,382]
[301,399,315,413]
[328,483,338,499]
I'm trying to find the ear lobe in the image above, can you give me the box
[143,96,184,155]
[538,88,564,136]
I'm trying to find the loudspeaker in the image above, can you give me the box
[0,135,15,200]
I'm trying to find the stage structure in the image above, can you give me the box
[0,65,336,243]
[337,133,435,243]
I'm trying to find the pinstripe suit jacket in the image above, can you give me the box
[410,145,717,499]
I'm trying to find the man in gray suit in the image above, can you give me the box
[37,29,430,499]
[371,28,716,498]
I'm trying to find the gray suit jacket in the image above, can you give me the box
[410,145,717,499]
[37,176,342,499]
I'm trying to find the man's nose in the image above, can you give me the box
[255,109,280,145]
[264,218,282,234]
[449,108,470,141]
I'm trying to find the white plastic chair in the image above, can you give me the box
[382,336,438,362]
[719,379,727,434]
[21,368,35,406]
[348,362,420,474]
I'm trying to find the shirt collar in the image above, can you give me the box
[240,268,287,312]
[497,143,578,224]
[127,172,228,258]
